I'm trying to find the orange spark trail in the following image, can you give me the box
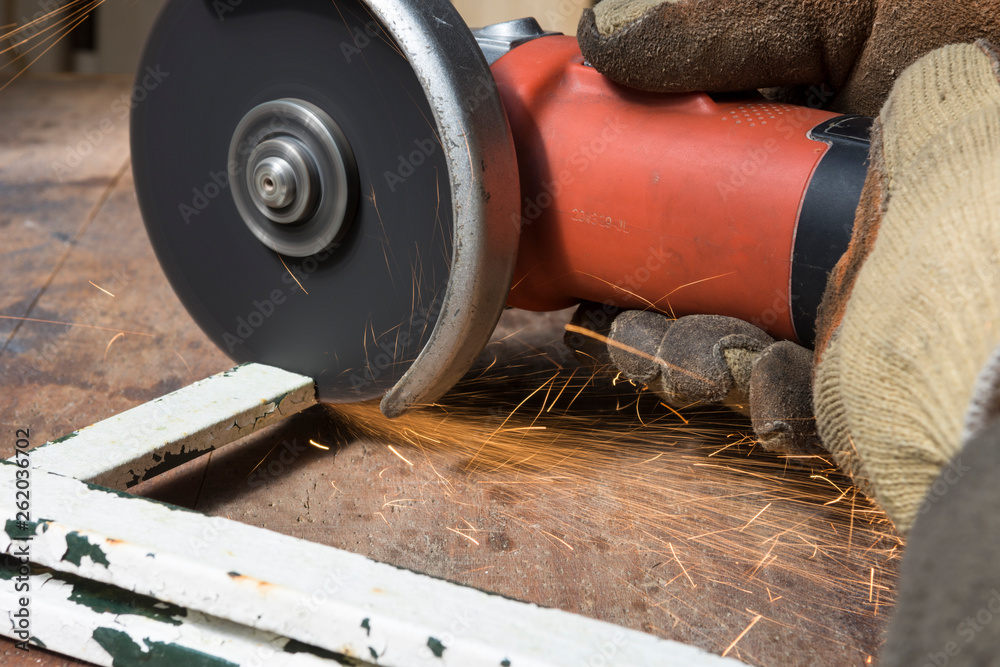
[277,252,309,295]
[103,332,124,361]
[0,315,155,337]
[89,281,116,297]
[723,614,762,657]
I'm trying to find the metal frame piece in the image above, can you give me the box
[1,364,747,666]
[26,363,316,490]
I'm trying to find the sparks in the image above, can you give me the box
[173,350,193,375]
[277,252,309,295]
[386,444,413,466]
[88,281,115,297]
[0,0,108,94]
[669,542,695,588]
[0,315,155,337]
[446,527,480,546]
[321,332,900,659]
[103,332,124,361]
[722,614,762,657]
[809,474,847,496]
[634,452,664,466]
[659,401,690,425]
[539,530,574,551]
[739,503,772,533]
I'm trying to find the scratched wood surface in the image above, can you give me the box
[0,76,902,666]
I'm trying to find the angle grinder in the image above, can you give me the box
[132,0,871,417]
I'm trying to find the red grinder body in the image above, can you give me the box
[491,35,871,346]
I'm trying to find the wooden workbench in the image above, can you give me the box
[0,75,901,666]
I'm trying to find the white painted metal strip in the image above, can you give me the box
[17,364,315,490]
[0,562,359,666]
[0,466,747,667]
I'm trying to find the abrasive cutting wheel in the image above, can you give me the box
[132,0,519,415]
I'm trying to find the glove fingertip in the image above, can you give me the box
[608,310,673,383]
[749,341,821,456]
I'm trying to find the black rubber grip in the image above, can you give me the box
[790,115,874,347]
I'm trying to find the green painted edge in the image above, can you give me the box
[92,627,240,667]
[14,429,79,455]
[5,564,188,626]
[46,431,81,446]
[220,364,250,378]
[282,638,359,665]
[64,571,186,626]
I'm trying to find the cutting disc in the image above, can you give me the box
[133,0,519,411]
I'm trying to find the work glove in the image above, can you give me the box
[577,0,1000,117]
[568,0,1000,535]
[566,306,816,455]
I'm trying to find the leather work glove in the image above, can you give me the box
[577,0,1000,117]
[566,306,817,455]
[570,3,1000,663]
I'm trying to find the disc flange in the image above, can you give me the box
[229,98,358,257]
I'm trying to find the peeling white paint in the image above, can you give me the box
[0,567,342,665]
[0,467,746,666]
[18,364,316,490]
